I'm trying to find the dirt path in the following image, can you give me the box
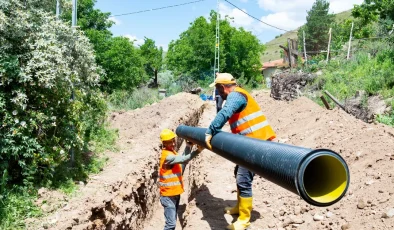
[30,90,394,230]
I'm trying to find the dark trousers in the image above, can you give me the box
[160,195,180,230]
[234,165,255,198]
[216,95,224,113]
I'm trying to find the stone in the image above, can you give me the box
[381,209,394,219]
[282,217,294,227]
[341,223,351,230]
[294,206,301,215]
[268,223,276,228]
[357,200,366,209]
[365,180,374,186]
[326,211,334,218]
[313,213,324,221]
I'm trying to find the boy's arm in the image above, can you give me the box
[164,145,200,166]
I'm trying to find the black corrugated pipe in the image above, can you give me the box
[176,125,350,207]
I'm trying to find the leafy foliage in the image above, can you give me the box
[352,0,394,46]
[99,37,146,91]
[166,11,264,84]
[298,0,335,53]
[330,18,375,51]
[61,0,146,92]
[0,0,107,188]
[352,0,394,26]
[311,42,394,113]
[140,37,164,87]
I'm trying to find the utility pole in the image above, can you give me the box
[56,0,61,19]
[303,30,307,66]
[326,28,332,63]
[347,22,354,60]
[71,0,77,165]
[213,0,220,79]
[72,0,77,28]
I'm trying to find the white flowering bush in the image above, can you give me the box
[0,0,107,187]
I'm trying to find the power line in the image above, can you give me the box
[223,0,296,33]
[111,0,206,17]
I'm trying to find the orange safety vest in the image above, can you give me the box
[159,149,184,196]
[228,87,276,141]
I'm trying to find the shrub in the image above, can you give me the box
[0,0,107,188]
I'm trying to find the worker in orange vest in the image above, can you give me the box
[159,129,203,230]
[205,73,276,230]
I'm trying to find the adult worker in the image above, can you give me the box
[205,73,276,230]
[159,129,204,230]
[215,72,224,113]
[215,88,224,113]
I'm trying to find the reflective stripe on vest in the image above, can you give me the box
[230,111,265,130]
[228,87,276,141]
[160,173,182,180]
[159,181,182,187]
[238,120,270,135]
[159,149,184,196]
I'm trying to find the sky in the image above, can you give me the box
[95,0,364,51]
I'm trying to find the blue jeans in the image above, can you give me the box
[160,195,180,230]
[235,165,255,197]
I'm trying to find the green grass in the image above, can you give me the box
[261,30,298,63]
[305,42,394,126]
[0,188,42,230]
[0,119,117,229]
[108,87,162,111]
[334,10,353,23]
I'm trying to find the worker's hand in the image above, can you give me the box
[205,133,213,150]
[196,145,205,153]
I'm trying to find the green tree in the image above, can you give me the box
[61,0,146,91]
[331,18,375,51]
[352,0,394,25]
[166,11,264,84]
[140,37,163,87]
[298,0,335,53]
[100,37,146,91]
[0,0,107,187]
[352,0,394,36]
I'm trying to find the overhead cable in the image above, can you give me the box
[223,0,295,32]
[111,0,205,17]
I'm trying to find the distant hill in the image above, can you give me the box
[261,10,353,63]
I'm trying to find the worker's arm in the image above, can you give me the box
[164,145,201,166]
[206,92,247,136]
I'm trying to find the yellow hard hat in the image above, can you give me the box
[160,129,177,142]
[209,73,237,87]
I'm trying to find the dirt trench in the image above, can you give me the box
[30,93,207,230]
[31,90,394,230]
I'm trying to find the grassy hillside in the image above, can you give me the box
[261,10,352,63]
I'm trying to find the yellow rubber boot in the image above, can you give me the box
[226,196,252,230]
[224,190,240,215]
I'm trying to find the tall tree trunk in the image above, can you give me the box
[154,69,158,88]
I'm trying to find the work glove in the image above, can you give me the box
[205,133,213,150]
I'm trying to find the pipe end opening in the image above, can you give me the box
[303,155,348,204]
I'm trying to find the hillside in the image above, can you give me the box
[261,10,353,63]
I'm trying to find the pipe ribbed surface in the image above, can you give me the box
[176,125,350,207]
